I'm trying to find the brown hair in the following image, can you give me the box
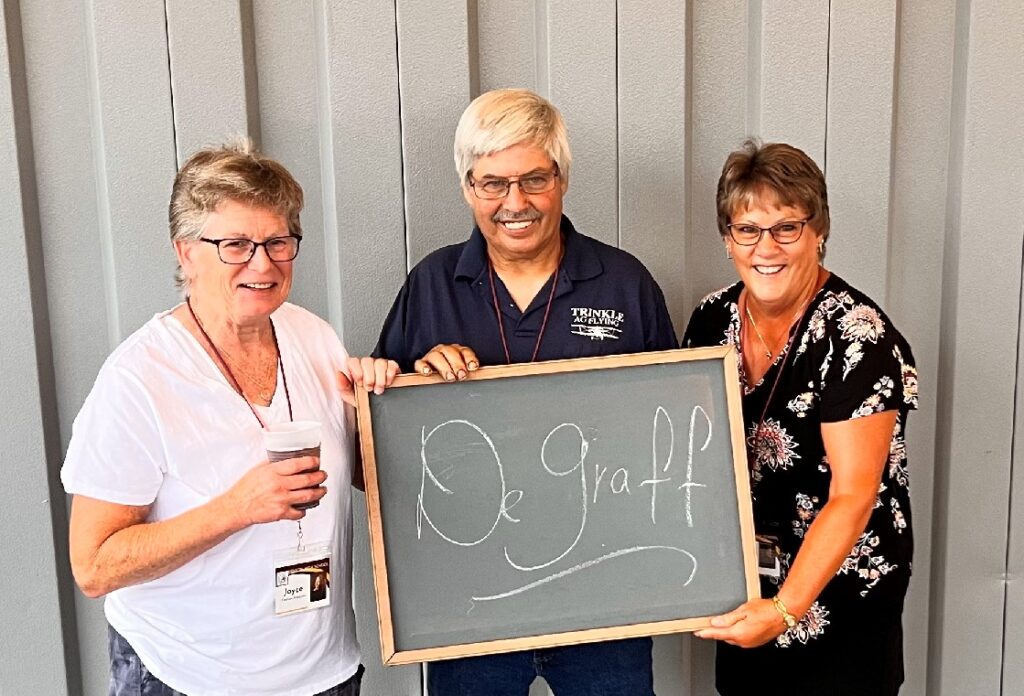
[716,139,830,247]
[169,137,303,290]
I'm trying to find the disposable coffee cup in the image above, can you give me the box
[264,420,322,510]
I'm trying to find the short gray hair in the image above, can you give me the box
[453,89,571,185]
[169,137,304,292]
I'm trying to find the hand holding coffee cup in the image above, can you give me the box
[264,421,323,510]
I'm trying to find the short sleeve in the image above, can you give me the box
[318,318,351,377]
[315,317,354,435]
[641,273,678,351]
[372,278,412,370]
[682,303,710,349]
[682,286,734,350]
[61,366,166,506]
[815,300,919,423]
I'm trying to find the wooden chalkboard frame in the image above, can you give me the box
[356,346,758,665]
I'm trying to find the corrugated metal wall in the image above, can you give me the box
[2,1,1022,694]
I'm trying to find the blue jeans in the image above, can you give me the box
[427,638,654,696]
[108,624,363,695]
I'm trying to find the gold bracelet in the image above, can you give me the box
[771,595,798,629]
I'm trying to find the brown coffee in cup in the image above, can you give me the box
[263,421,322,510]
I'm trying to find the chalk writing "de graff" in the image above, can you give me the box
[414,406,713,603]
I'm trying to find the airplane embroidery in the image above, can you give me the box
[571,325,622,340]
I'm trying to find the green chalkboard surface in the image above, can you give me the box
[357,346,758,665]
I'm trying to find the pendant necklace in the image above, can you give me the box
[744,304,774,359]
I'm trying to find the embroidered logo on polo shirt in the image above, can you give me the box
[570,307,624,340]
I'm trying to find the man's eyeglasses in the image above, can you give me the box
[199,235,301,264]
[468,168,559,200]
[725,220,809,246]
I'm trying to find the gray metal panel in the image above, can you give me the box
[37,2,176,692]
[824,1,897,302]
[683,7,750,688]
[21,0,110,438]
[315,0,408,355]
[528,677,551,696]
[687,0,748,315]
[85,1,178,337]
[547,1,618,247]
[0,1,76,692]
[1008,255,1024,695]
[20,1,112,689]
[476,0,537,93]
[165,0,253,161]
[396,0,471,266]
[617,0,689,334]
[314,1,418,692]
[6,2,1024,694]
[250,1,329,323]
[352,494,423,695]
[930,1,1024,694]
[886,2,957,693]
[755,1,828,164]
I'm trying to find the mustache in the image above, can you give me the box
[492,208,541,223]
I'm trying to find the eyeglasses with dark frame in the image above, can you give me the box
[199,235,302,264]
[467,167,560,200]
[725,219,809,246]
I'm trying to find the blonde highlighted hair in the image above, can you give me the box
[454,89,571,185]
[169,137,303,292]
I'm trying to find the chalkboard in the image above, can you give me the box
[356,346,758,665]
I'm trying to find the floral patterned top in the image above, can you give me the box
[683,273,918,649]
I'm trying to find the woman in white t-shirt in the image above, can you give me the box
[61,139,398,696]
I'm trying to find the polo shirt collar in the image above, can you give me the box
[453,214,604,284]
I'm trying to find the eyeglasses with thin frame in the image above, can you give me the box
[467,168,560,200]
[725,219,809,246]
[199,235,302,264]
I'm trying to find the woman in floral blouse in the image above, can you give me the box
[685,140,918,695]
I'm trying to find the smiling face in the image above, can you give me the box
[463,142,568,266]
[725,200,822,315]
[175,199,294,328]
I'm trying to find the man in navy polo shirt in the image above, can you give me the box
[370,88,676,696]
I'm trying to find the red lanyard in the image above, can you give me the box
[186,299,293,428]
[488,260,561,364]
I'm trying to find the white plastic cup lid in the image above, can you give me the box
[263,420,321,452]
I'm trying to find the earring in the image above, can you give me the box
[817,239,826,258]
[725,246,732,260]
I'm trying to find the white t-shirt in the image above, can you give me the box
[61,303,360,696]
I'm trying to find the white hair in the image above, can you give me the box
[453,89,571,185]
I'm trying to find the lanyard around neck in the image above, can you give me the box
[488,259,561,364]
[748,271,828,448]
[186,298,293,428]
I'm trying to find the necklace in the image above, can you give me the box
[220,345,277,402]
[744,304,774,359]
[186,299,293,427]
[745,269,829,462]
[743,279,822,362]
[489,259,561,364]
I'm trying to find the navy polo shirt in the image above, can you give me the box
[373,215,677,371]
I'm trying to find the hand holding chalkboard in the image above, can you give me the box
[356,347,758,665]
[413,343,480,381]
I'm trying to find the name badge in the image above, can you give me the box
[755,534,782,578]
[273,543,332,616]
